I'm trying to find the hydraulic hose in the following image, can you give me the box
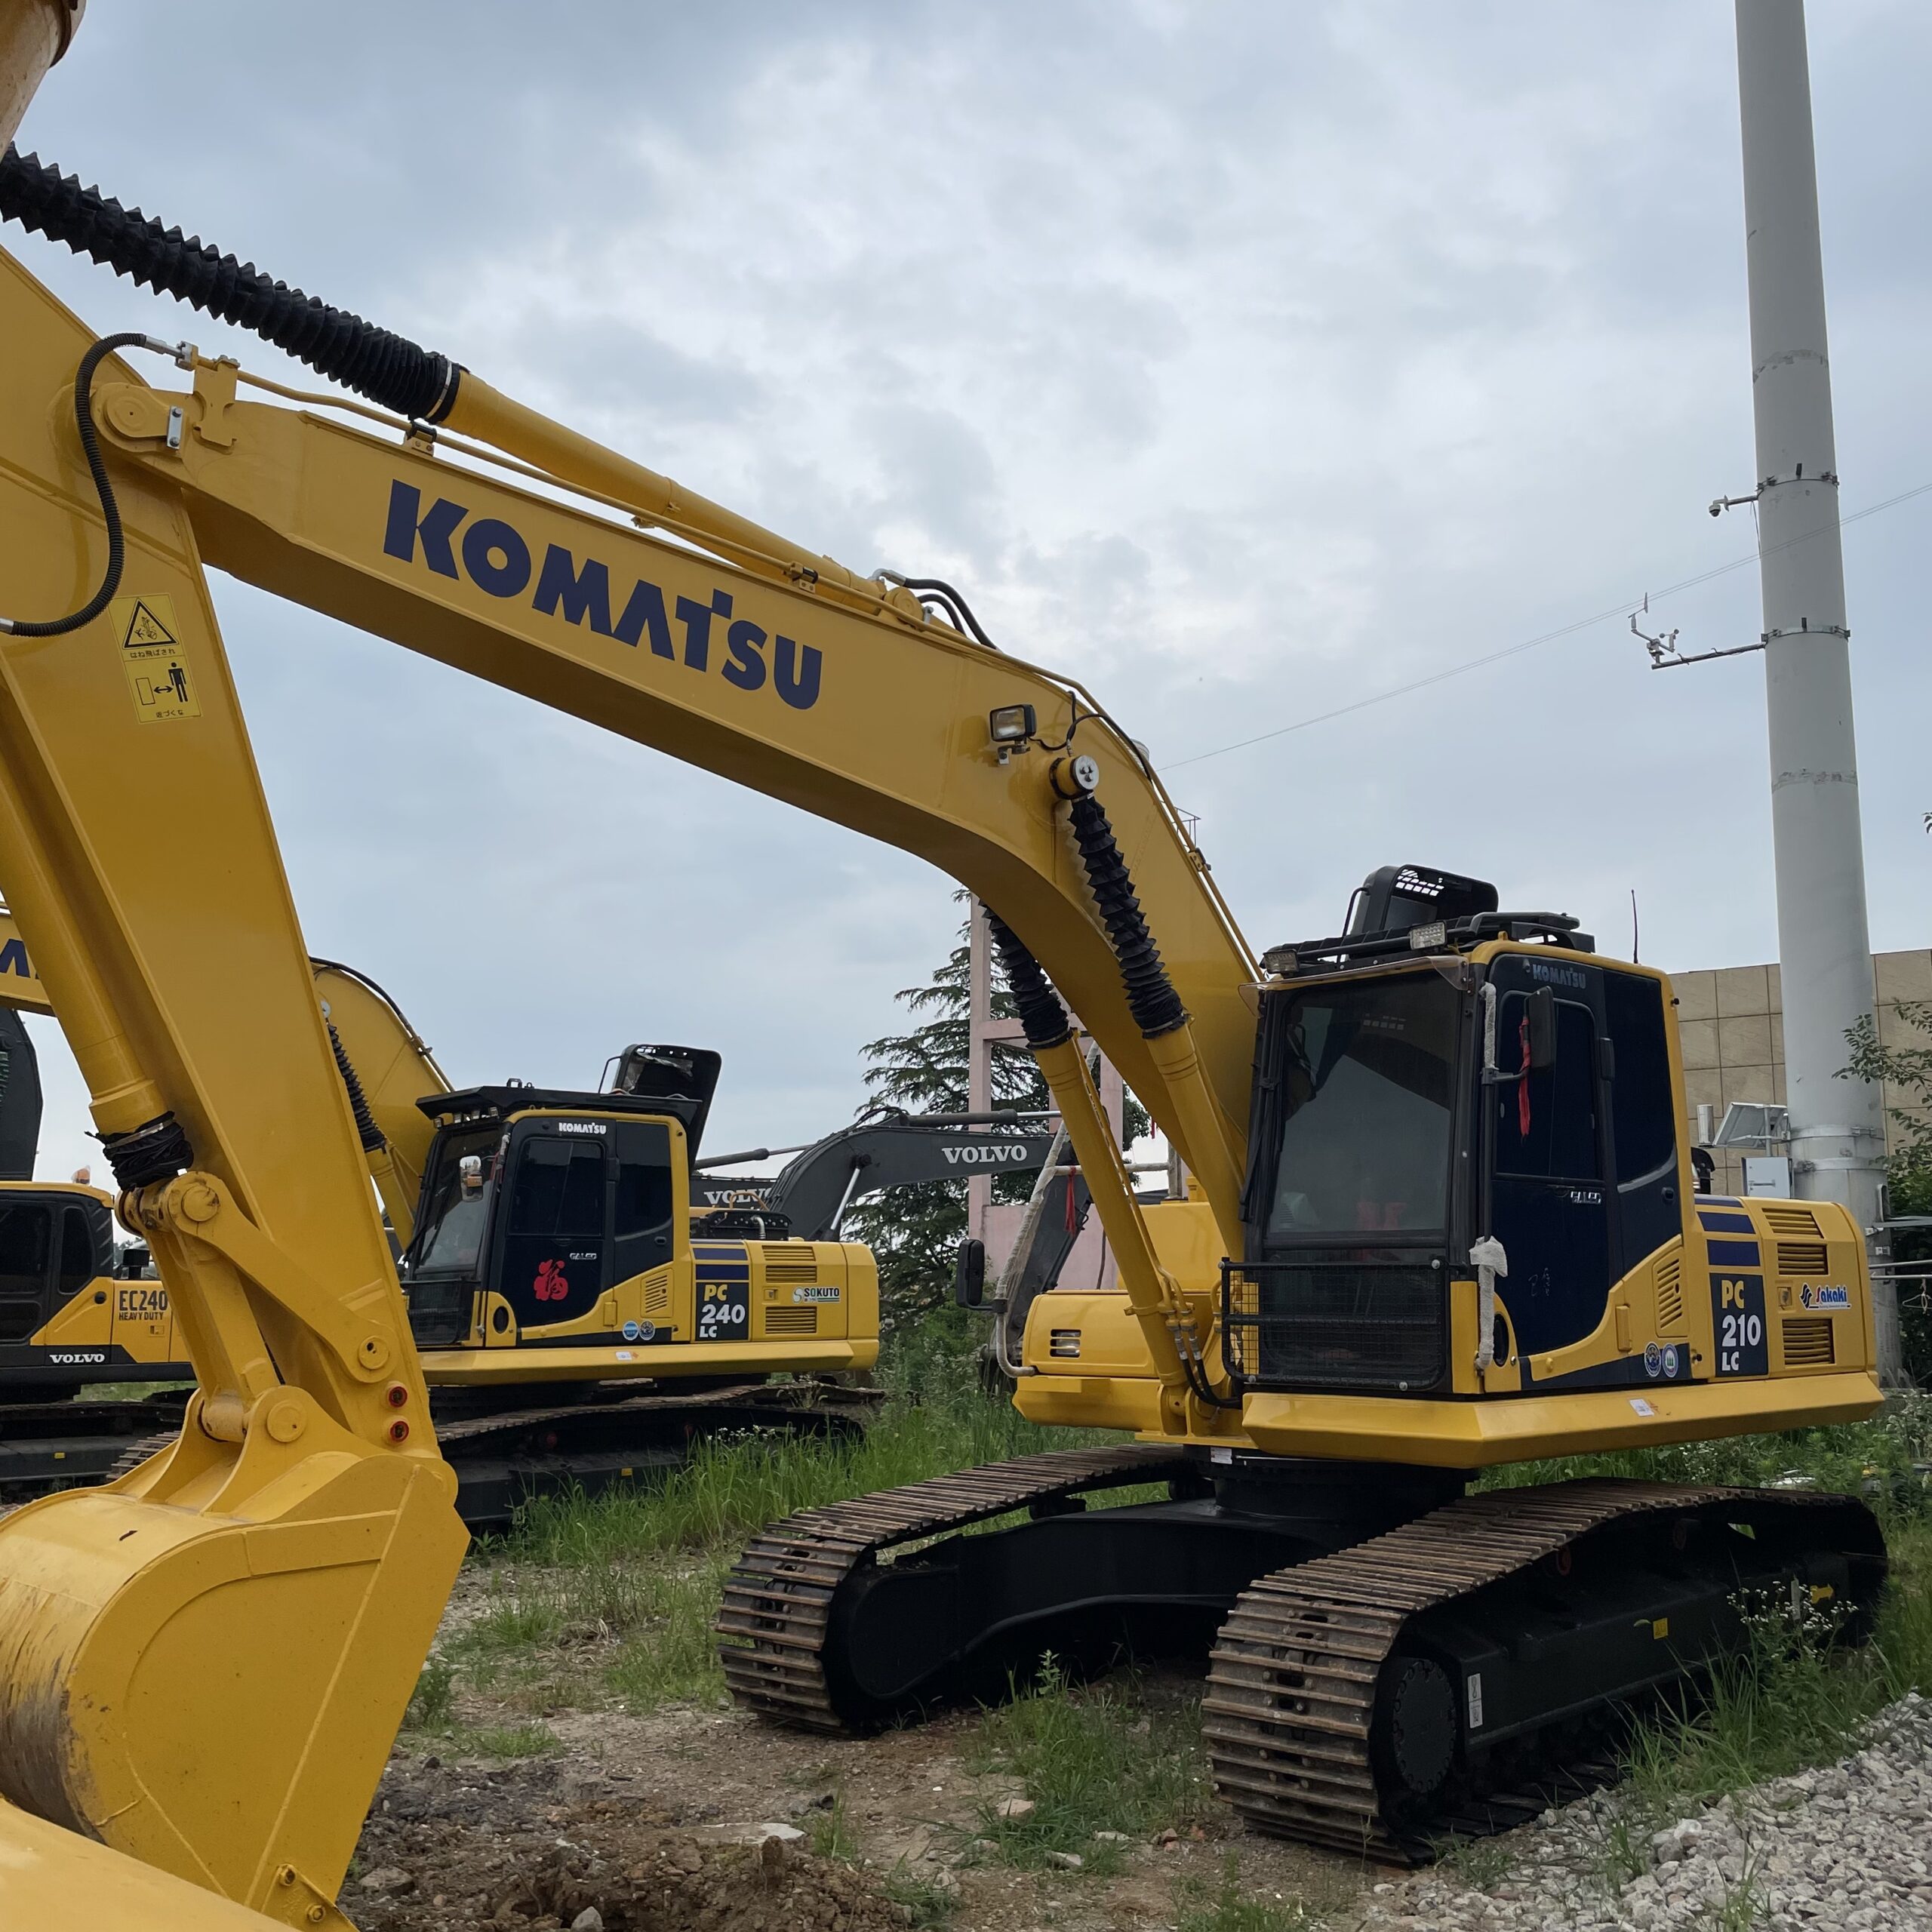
[1067,793,1186,1038]
[0,145,462,421]
[0,329,153,636]
[887,575,998,651]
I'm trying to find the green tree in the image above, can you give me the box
[1841,1002,1932,1214]
[845,913,1148,1323]
[1841,1001,1932,1383]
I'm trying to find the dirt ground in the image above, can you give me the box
[351,1662,1374,1931]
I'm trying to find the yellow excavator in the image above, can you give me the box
[0,927,879,1518]
[0,6,1888,1922]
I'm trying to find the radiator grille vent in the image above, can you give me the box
[1223,1257,1444,1394]
[761,1246,820,1284]
[1761,1204,1821,1238]
[763,1307,817,1337]
[1777,1241,1829,1279]
[641,1273,671,1315]
[1049,1328,1082,1359]
[1780,1317,1835,1367]
[1655,1253,1684,1334]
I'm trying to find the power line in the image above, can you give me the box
[1164,478,1932,771]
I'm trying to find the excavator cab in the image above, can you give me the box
[1239,930,1681,1395]
[398,1069,877,1381]
[0,1183,185,1396]
[400,1081,699,1349]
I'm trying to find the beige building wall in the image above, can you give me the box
[1671,949,1932,1195]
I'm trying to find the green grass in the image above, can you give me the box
[447,1326,1121,1715]
[1175,1857,1319,1932]
[1478,1388,1932,1502]
[965,1659,1210,1872]
[804,1795,860,1863]
[460,1721,560,1759]
[405,1655,455,1731]
[1620,1514,1932,1807]
[878,1866,959,1927]
[501,1389,1086,1571]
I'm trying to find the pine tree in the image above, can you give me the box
[844,911,1147,1321]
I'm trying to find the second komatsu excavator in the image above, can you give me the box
[0,925,881,1518]
[0,9,1890,1923]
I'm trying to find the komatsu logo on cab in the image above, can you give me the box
[383,481,823,711]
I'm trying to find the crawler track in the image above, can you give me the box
[1203,1478,1884,1861]
[716,1442,1194,1728]
[0,1392,190,1500]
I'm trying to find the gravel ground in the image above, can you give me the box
[1354,1694,1932,1932]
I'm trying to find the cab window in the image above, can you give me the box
[57,1205,95,1298]
[0,1201,51,1342]
[1494,995,1599,1181]
[612,1121,675,1278]
[509,1139,606,1236]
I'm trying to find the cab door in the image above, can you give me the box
[0,1195,53,1357]
[497,1129,610,1331]
[1486,969,1611,1358]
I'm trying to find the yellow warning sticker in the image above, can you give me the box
[109,593,201,724]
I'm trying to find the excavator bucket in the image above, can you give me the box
[0,1417,464,1925]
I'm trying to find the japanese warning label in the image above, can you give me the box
[110,594,201,723]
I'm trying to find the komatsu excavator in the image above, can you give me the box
[0,928,878,1518]
[0,7,1888,1923]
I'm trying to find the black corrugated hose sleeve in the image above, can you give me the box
[0,146,462,423]
[327,1021,388,1154]
[1067,795,1188,1038]
[100,1111,194,1191]
[983,912,1072,1051]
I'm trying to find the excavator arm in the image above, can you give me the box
[124,371,1257,1213]
[128,359,1254,1409]
[0,909,442,1245]
[0,221,463,1924]
[308,958,447,1244]
[0,88,1250,1924]
[0,155,1268,1408]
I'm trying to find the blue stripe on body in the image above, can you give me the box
[1706,1238,1762,1266]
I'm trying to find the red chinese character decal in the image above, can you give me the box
[534,1259,568,1303]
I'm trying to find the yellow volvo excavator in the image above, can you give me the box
[0,7,1889,1922]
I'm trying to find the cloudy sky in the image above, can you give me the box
[9,1,1929,1180]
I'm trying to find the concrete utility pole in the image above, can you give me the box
[1733,0,1897,1378]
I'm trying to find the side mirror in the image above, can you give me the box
[953,1237,987,1309]
[1524,986,1557,1072]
